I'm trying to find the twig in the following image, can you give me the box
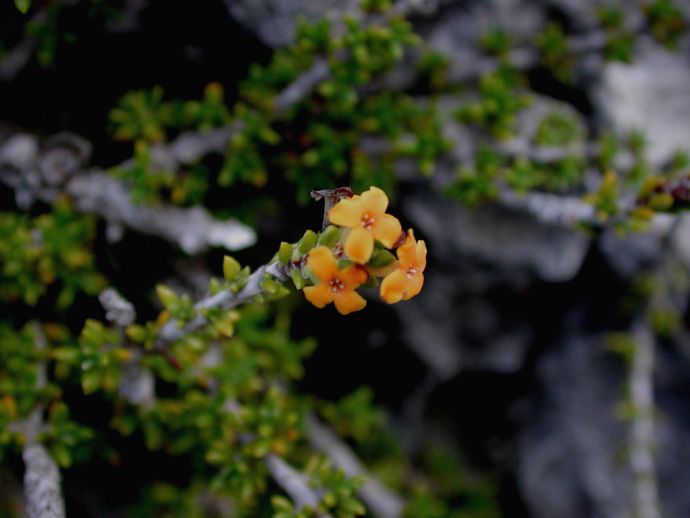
[306,414,404,518]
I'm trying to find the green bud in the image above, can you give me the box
[317,225,340,248]
[278,241,293,265]
[156,285,177,309]
[223,255,241,281]
[297,230,318,254]
[291,269,306,290]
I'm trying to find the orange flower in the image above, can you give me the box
[328,187,402,264]
[303,246,368,315]
[380,230,427,304]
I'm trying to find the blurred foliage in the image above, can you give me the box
[0,202,104,308]
[2,0,690,516]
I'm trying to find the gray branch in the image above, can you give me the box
[22,444,66,518]
[99,288,136,327]
[629,324,660,518]
[0,133,256,254]
[265,453,325,513]
[306,414,404,518]
[20,324,66,518]
[157,262,288,345]
[67,172,256,254]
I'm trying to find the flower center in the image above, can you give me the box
[361,212,375,230]
[406,266,417,279]
[329,277,346,293]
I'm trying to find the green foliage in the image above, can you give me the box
[0,323,44,423]
[418,51,451,91]
[585,170,620,221]
[536,23,573,83]
[0,203,104,307]
[444,148,501,206]
[455,68,530,138]
[479,27,514,58]
[644,0,687,48]
[534,110,584,147]
[319,387,385,443]
[110,83,233,143]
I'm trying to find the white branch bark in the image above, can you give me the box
[20,324,66,518]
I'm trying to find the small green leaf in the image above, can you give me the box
[155,284,177,309]
[291,269,306,290]
[317,225,341,248]
[278,241,293,265]
[297,230,318,254]
[14,0,31,13]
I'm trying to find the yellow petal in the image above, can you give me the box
[345,226,374,264]
[304,284,334,308]
[402,273,424,300]
[340,266,368,289]
[334,290,367,315]
[372,213,402,248]
[380,269,407,304]
[328,196,364,228]
[360,187,389,215]
[307,246,338,281]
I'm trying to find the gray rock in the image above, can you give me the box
[596,39,690,167]
[517,329,631,518]
[405,191,590,282]
[394,270,533,381]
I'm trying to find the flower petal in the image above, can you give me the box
[345,226,374,264]
[360,187,389,215]
[416,239,428,273]
[396,230,418,269]
[334,290,367,315]
[402,273,424,300]
[379,269,408,304]
[307,246,338,281]
[328,196,364,228]
[340,266,368,289]
[372,213,402,248]
[304,284,334,308]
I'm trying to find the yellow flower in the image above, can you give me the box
[303,246,368,315]
[328,186,402,264]
[380,230,427,303]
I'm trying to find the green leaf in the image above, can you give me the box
[223,255,242,281]
[278,241,293,265]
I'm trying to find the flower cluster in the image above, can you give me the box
[302,187,427,314]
